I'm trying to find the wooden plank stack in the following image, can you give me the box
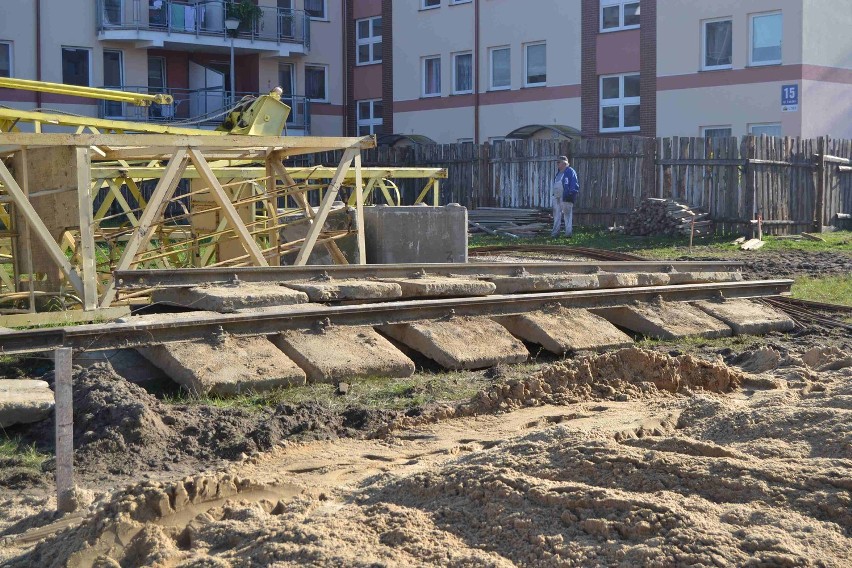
[623,198,711,236]
[468,207,551,238]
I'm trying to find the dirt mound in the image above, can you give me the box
[739,250,851,279]
[15,364,397,487]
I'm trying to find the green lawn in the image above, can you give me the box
[791,275,852,307]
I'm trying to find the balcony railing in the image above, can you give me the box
[98,86,311,134]
[97,0,310,50]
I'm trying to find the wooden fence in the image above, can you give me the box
[300,135,849,235]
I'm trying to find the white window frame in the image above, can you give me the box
[0,41,12,78]
[421,0,440,10]
[356,99,383,136]
[61,46,93,87]
[305,0,327,21]
[304,64,328,102]
[102,49,125,118]
[450,0,472,4]
[356,16,382,66]
[701,17,733,71]
[700,125,733,138]
[452,51,473,95]
[489,46,511,91]
[524,41,546,87]
[749,123,782,137]
[599,73,640,133]
[600,0,640,33]
[422,55,441,97]
[749,11,782,67]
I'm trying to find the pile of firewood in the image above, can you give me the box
[623,198,711,236]
[468,207,551,238]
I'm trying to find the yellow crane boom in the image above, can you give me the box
[0,77,173,106]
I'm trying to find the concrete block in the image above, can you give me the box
[593,301,732,339]
[388,277,496,298]
[151,284,309,313]
[138,335,306,395]
[693,299,795,335]
[486,274,600,294]
[597,272,670,288]
[494,308,633,354]
[272,326,415,383]
[0,380,54,428]
[73,349,169,384]
[667,271,743,285]
[363,204,468,264]
[284,279,402,302]
[379,317,528,370]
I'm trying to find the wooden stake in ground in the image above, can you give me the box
[54,347,75,513]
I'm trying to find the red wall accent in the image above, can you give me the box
[353,64,383,100]
[596,29,640,75]
[353,0,382,19]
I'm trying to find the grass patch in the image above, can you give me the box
[0,436,50,470]
[470,228,852,260]
[791,275,852,307]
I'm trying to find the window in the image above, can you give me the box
[749,123,782,137]
[458,138,474,144]
[524,42,546,86]
[62,47,91,87]
[103,0,123,25]
[601,0,640,32]
[450,0,472,4]
[356,16,382,65]
[305,64,328,101]
[103,50,124,118]
[357,99,383,136]
[422,56,441,97]
[489,46,510,90]
[279,63,295,95]
[305,0,326,20]
[600,73,640,132]
[702,18,732,70]
[422,0,440,9]
[453,52,473,94]
[0,42,11,78]
[701,126,732,138]
[750,12,782,66]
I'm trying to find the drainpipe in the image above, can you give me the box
[341,0,348,135]
[35,0,42,108]
[473,0,480,144]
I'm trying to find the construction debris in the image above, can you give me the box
[623,198,710,237]
[467,207,551,238]
[740,238,766,251]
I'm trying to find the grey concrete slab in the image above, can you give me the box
[387,277,496,298]
[693,299,795,335]
[667,271,743,285]
[0,379,54,428]
[486,274,600,294]
[272,326,415,383]
[152,283,309,313]
[597,272,671,288]
[593,301,732,339]
[74,349,169,384]
[379,317,528,370]
[138,335,306,396]
[494,308,633,354]
[363,204,467,264]
[284,279,402,302]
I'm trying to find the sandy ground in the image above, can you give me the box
[1,342,850,567]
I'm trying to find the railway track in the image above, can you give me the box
[468,245,647,261]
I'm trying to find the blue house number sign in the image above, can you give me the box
[782,84,799,112]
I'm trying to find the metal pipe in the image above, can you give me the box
[0,77,173,105]
[230,37,236,106]
[0,280,793,355]
[473,0,480,144]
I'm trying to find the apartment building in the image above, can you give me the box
[388,0,852,143]
[0,0,345,135]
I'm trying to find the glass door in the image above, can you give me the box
[103,50,124,118]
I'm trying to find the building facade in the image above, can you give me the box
[1,1,850,141]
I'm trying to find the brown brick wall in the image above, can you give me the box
[580,0,599,136]
[344,0,355,136]
[381,0,393,135]
[639,0,657,137]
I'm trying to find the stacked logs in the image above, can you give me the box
[623,198,711,236]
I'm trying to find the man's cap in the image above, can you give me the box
[557,156,569,163]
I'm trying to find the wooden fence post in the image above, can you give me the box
[54,347,75,513]
[815,136,826,232]
[743,135,757,238]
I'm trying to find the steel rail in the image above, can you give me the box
[113,261,743,289]
[468,245,647,261]
[0,280,791,355]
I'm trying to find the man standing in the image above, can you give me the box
[550,155,580,237]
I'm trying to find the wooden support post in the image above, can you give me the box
[19,148,36,313]
[99,148,188,307]
[743,136,757,238]
[294,148,358,266]
[54,347,75,513]
[188,148,269,266]
[264,154,280,265]
[815,136,826,233]
[0,157,86,296]
[75,148,99,310]
[433,178,441,207]
[353,152,366,264]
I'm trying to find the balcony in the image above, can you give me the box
[97,86,311,134]
[97,0,311,56]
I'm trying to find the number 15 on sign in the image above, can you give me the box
[782,84,799,112]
